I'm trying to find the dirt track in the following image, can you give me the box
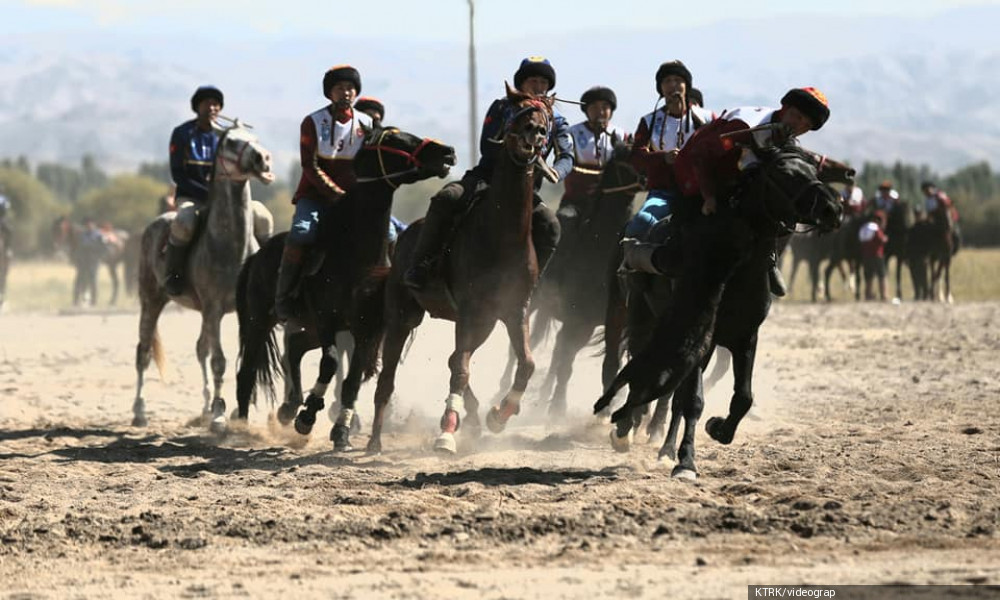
[1,300,998,598]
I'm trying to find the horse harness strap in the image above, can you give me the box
[355,129,433,188]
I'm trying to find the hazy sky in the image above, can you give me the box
[4,0,996,43]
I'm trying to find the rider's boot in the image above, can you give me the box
[768,250,787,297]
[275,243,307,325]
[403,209,451,291]
[621,238,663,275]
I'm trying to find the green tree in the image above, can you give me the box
[74,174,168,233]
[0,167,61,256]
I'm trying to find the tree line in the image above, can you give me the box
[1,154,998,257]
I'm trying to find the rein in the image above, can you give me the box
[753,152,829,236]
[215,130,254,182]
[355,128,435,189]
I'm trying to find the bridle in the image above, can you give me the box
[752,150,832,236]
[355,127,437,189]
[215,129,256,182]
[504,100,551,168]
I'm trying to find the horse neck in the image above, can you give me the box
[205,176,253,260]
[482,150,535,247]
[339,183,393,268]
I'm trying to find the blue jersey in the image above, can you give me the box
[169,119,219,202]
[472,98,574,186]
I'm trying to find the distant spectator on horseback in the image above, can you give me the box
[870,180,897,213]
[841,181,865,218]
[859,210,889,301]
[921,180,961,253]
[623,60,715,241]
[354,97,385,125]
[556,85,629,240]
[662,86,834,297]
[0,184,11,240]
[403,56,573,290]
[165,86,273,296]
[275,65,373,322]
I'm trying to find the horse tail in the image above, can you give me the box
[151,327,166,379]
[235,254,280,406]
[355,265,391,381]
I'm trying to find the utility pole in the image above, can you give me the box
[467,0,478,168]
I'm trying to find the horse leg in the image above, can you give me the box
[369,326,409,455]
[547,320,591,421]
[329,330,353,421]
[646,392,671,444]
[330,333,376,452]
[108,261,119,306]
[486,308,536,434]
[293,344,339,436]
[705,334,757,445]
[133,293,168,427]
[666,370,705,479]
[435,317,494,453]
[658,393,683,459]
[822,261,835,302]
[944,260,953,304]
[277,333,308,425]
[205,310,228,434]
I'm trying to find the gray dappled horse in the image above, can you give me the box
[133,121,274,430]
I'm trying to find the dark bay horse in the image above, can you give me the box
[502,148,642,418]
[908,211,956,302]
[234,125,456,448]
[594,146,844,478]
[52,217,133,306]
[368,85,555,454]
[133,121,274,429]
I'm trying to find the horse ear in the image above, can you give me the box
[505,81,519,101]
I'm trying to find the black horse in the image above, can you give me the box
[234,125,456,449]
[907,212,957,302]
[594,145,844,478]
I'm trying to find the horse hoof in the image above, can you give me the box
[434,432,457,454]
[659,446,677,462]
[365,438,383,455]
[350,411,362,436]
[671,466,698,480]
[705,416,734,444]
[330,424,352,452]
[294,411,316,436]
[131,415,148,428]
[210,416,227,435]
[277,402,299,426]
[485,407,506,434]
[646,427,665,445]
[609,429,632,453]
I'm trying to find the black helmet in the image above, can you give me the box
[513,56,556,91]
[580,86,617,113]
[190,86,224,112]
[323,65,362,97]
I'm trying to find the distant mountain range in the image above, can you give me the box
[2,5,998,176]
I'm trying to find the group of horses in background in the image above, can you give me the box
[123,96,858,479]
[51,216,141,306]
[787,200,958,303]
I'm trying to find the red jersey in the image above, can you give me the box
[859,221,888,258]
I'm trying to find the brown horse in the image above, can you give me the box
[52,217,133,306]
[369,84,554,454]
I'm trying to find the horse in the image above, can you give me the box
[884,200,913,301]
[907,211,956,302]
[594,145,844,479]
[497,146,642,418]
[368,85,555,454]
[233,124,456,448]
[787,226,849,302]
[0,225,10,310]
[822,215,864,302]
[52,217,132,306]
[132,121,274,429]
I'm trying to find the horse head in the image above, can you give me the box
[503,82,554,166]
[598,135,643,200]
[746,145,843,236]
[214,123,274,185]
[354,124,457,188]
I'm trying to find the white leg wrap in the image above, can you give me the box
[336,408,355,427]
[311,382,329,397]
[445,393,464,414]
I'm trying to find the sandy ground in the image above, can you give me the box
[0,299,999,599]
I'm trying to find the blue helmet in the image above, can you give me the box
[514,56,556,91]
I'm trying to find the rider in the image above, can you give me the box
[921,180,961,251]
[402,56,573,290]
[556,85,628,241]
[274,65,373,323]
[623,60,715,241]
[164,85,223,295]
[629,87,832,297]
[870,180,897,213]
[165,86,272,296]
[354,97,385,124]
[687,87,705,109]
[841,180,865,218]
